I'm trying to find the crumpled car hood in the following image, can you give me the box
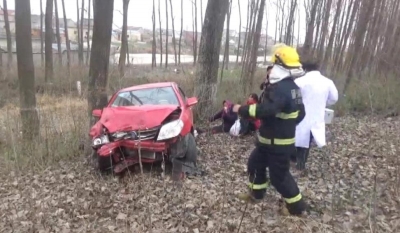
[90,105,180,137]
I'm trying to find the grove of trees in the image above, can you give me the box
[9,0,400,139]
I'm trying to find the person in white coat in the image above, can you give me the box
[292,62,339,171]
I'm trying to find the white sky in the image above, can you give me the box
[5,0,308,43]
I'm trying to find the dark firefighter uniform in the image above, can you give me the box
[237,46,308,215]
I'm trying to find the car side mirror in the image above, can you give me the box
[187,97,198,107]
[92,109,102,117]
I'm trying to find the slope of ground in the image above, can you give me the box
[0,116,399,232]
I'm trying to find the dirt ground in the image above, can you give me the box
[0,114,399,233]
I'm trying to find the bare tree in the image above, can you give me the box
[86,0,91,65]
[54,0,62,66]
[76,0,81,65]
[165,0,169,68]
[15,0,40,140]
[193,0,198,65]
[80,0,85,64]
[61,0,71,73]
[222,0,232,71]
[200,0,203,28]
[45,0,54,82]
[169,0,177,66]
[178,0,183,65]
[235,0,241,64]
[158,0,163,67]
[118,0,130,77]
[284,0,297,45]
[194,0,229,118]
[88,0,114,125]
[40,0,44,66]
[2,0,12,68]
[263,4,269,63]
[152,0,157,68]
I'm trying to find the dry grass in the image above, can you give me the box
[0,64,400,232]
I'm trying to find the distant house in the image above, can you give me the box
[0,10,15,35]
[182,30,201,46]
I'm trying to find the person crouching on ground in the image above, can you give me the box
[238,93,261,136]
[208,100,238,134]
[291,60,339,173]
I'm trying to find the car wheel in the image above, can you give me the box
[96,151,113,173]
[184,133,197,166]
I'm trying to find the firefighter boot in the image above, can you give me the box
[237,189,266,203]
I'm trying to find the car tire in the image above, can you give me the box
[184,132,197,164]
[96,152,113,173]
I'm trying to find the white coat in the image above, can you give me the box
[294,71,338,148]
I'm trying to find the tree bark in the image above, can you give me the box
[3,0,12,68]
[284,0,297,45]
[79,0,85,65]
[165,0,169,68]
[61,0,71,73]
[178,0,183,65]
[235,0,241,65]
[15,0,40,140]
[86,0,91,65]
[322,0,343,70]
[152,0,157,68]
[169,0,177,66]
[118,0,129,77]
[302,0,319,57]
[88,0,114,126]
[76,0,81,65]
[54,0,62,66]
[45,0,54,82]
[158,0,163,67]
[194,0,229,118]
[40,0,44,67]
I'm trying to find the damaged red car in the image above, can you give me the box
[89,82,199,176]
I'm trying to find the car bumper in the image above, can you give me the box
[97,139,168,157]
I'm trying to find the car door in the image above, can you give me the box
[175,85,194,134]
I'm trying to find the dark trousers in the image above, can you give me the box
[247,146,307,215]
[211,123,232,134]
[239,118,256,135]
[292,133,314,170]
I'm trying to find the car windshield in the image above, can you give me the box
[111,86,180,107]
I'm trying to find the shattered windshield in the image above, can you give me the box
[111,86,180,107]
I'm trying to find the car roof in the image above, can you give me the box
[119,82,177,92]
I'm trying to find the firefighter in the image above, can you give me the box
[232,46,308,216]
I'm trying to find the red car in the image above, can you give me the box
[89,82,199,175]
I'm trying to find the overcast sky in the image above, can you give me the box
[5,0,308,43]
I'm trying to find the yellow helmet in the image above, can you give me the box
[270,46,301,68]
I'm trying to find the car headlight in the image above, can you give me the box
[157,119,184,141]
[112,131,128,139]
[92,135,110,147]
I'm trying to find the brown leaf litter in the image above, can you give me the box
[1,115,400,232]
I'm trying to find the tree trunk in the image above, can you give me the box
[15,0,40,140]
[178,0,183,65]
[40,0,44,67]
[3,0,12,68]
[118,0,129,77]
[88,0,114,126]
[200,0,203,28]
[165,0,169,68]
[76,0,81,65]
[284,0,297,45]
[246,0,265,92]
[194,0,198,65]
[220,0,232,81]
[194,0,229,119]
[86,0,91,65]
[322,0,343,70]
[152,0,157,68]
[45,0,54,82]
[158,0,163,67]
[54,0,63,66]
[302,0,319,57]
[61,0,71,73]
[235,0,241,65]
[263,6,268,63]
[79,0,85,65]
[317,0,332,61]
[169,0,177,66]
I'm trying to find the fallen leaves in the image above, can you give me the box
[0,115,400,232]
